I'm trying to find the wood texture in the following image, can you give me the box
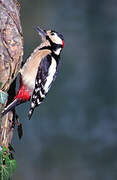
[0,0,23,148]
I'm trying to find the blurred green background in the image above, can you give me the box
[13,0,117,179]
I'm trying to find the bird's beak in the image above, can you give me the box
[35,26,47,37]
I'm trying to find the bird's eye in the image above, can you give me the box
[51,32,55,36]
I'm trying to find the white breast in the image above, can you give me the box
[20,48,51,92]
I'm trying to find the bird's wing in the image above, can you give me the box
[28,54,53,119]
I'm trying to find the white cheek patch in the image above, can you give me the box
[53,34,62,45]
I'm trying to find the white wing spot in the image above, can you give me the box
[40,91,45,98]
[33,95,36,99]
[35,87,40,93]
[37,99,40,104]
[31,102,35,108]
[44,58,56,93]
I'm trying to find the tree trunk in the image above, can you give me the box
[0,0,23,148]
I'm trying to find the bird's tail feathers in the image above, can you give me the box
[28,107,35,120]
[1,99,21,118]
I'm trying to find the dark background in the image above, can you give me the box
[13,0,117,179]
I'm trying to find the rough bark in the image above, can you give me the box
[0,0,23,148]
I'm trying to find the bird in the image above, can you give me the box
[1,26,64,119]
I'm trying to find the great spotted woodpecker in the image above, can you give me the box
[1,26,64,119]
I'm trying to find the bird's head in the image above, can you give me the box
[35,26,64,55]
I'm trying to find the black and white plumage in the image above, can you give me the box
[27,27,64,119]
[1,26,64,120]
[28,54,59,119]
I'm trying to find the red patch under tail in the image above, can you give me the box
[15,85,31,101]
